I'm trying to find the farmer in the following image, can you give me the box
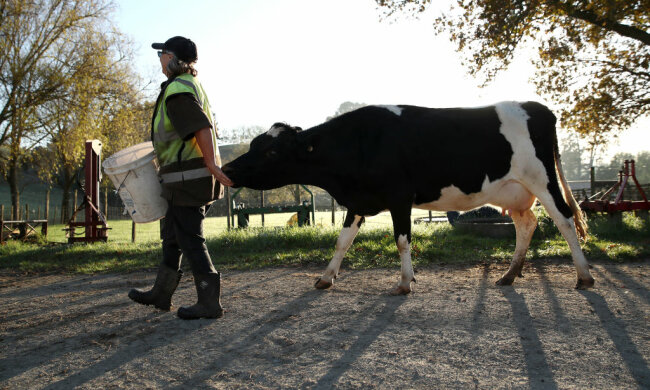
[128,36,233,319]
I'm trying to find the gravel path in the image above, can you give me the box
[1,259,649,389]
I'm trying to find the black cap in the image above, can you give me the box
[151,36,198,63]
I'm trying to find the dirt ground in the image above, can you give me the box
[1,259,649,389]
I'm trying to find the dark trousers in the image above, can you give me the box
[161,204,217,275]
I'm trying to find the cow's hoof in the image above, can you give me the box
[496,276,515,286]
[389,285,411,296]
[314,278,332,290]
[575,277,595,290]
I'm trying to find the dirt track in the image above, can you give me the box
[1,260,649,389]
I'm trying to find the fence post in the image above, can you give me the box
[226,187,231,230]
[1,204,4,245]
[46,189,50,223]
[331,196,335,226]
[131,220,136,243]
[20,204,29,237]
[590,166,595,198]
[261,190,265,227]
[104,187,108,219]
[73,190,78,222]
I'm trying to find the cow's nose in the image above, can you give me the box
[221,165,233,175]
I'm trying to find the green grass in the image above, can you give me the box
[1,209,648,274]
[42,209,437,244]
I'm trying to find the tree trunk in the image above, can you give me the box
[45,189,50,223]
[7,158,20,220]
[294,184,301,204]
[61,189,70,223]
[60,166,75,223]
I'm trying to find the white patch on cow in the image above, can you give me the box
[267,125,287,138]
[319,215,363,285]
[415,176,540,214]
[397,234,414,290]
[494,102,549,189]
[397,234,411,263]
[377,105,402,116]
[417,175,501,212]
[415,176,542,217]
[489,181,536,211]
[413,102,552,212]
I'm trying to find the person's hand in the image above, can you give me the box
[194,127,235,187]
[211,166,234,187]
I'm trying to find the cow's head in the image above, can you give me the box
[222,122,307,190]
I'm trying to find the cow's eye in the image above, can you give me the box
[266,150,277,158]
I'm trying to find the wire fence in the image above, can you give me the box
[2,181,647,230]
[0,195,444,242]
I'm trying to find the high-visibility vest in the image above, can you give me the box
[152,74,223,206]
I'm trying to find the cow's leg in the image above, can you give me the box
[390,206,415,296]
[535,193,594,289]
[315,213,364,290]
[496,208,537,286]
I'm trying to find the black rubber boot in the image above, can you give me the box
[128,264,182,311]
[177,273,223,320]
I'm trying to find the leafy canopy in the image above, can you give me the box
[376,0,650,151]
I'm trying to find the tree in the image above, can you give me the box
[559,131,587,180]
[326,101,367,121]
[0,0,117,219]
[634,151,650,183]
[218,125,267,145]
[376,0,649,154]
[597,151,650,183]
[38,48,149,222]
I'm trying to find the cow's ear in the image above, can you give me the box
[298,133,319,159]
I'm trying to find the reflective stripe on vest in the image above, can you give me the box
[174,78,202,107]
[152,74,216,170]
[153,78,204,143]
[160,167,212,183]
[154,101,180,143]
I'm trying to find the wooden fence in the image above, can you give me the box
[2,181,648,225]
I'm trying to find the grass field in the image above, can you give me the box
[40,209,439,243]
[1,209,648,274]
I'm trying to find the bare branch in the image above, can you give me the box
[548,0,650,46]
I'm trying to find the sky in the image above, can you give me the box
[115,0,649,159]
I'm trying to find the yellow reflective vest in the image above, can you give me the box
[152,74,223,206]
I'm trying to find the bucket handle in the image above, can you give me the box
[115,170,132,193]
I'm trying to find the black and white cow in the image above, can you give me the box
[222,102,595,295]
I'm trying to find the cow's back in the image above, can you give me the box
[398,105,517,204]
[303,102,556,212]
[324,104,522,203]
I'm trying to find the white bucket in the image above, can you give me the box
[103,142,168,223]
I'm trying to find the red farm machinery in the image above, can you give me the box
[579,159,649,215]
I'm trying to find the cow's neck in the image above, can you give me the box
[290,165,346,205]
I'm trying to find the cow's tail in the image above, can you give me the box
[554,142,588,241]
